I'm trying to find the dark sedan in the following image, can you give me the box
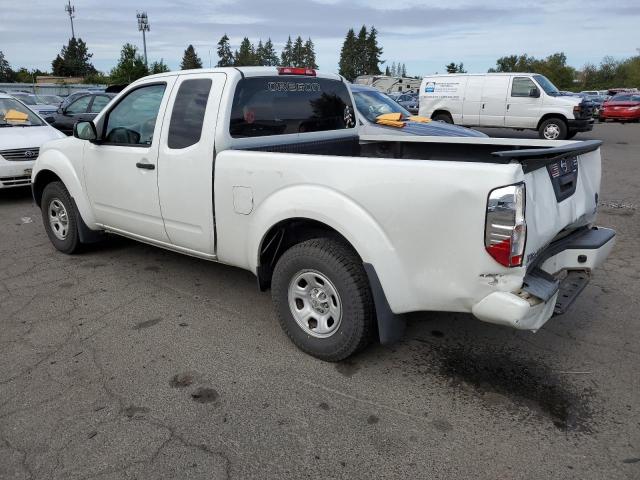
[49,93,114,135]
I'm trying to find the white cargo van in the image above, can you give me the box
[419,73,594,140]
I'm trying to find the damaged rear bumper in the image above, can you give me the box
[471,227,615,331]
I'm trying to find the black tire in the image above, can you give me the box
[432,112,453,124]
[566,130,578,139]
[538,117,568,140]
[41,181,81,254]
[271,238,375,361]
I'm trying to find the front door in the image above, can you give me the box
[157,72,226,255]
[83,80,175,242]
[507,76,543,128]
[58,94,93,133]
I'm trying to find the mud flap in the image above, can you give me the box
[363,263,406,345]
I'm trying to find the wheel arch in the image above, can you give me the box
[536,113,568,131]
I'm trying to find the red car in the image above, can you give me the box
[600,93,640,122]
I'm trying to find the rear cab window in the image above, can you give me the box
[229,76,356,138]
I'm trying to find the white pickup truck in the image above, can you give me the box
[32,67,615,361]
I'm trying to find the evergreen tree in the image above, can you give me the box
[384,65,390,76]
[110,43,148,84]
[291,36,305,67]
[338,29,357,81]
[457,62,466,73]
[281,36,293,66]
[365,26,383,75]
[181,45,203,70]
[150,59,170,74]
[234,37,256,66]
[302,38,318,69]
[401,63,407,77]
[255,40,265,66]
[216,34,234,67]
[0,51,14,82]
[262,38,279,66]
[445,62,458,73]
[354,25,368,77]
[390,61,396,77]
[51,37,96,77]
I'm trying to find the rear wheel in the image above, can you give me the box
[432,112,453,124]
[538,117,568,140]
[271,238,375,361]
[41,182,81,254]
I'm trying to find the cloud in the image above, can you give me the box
[0,0,637,76]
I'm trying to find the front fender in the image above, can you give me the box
[32,143,97,228]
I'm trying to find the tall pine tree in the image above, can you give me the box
[302,38,318,69]
[291,36,305,67]
[281,36,293,66]
[262,38,279,66]
[216,34,234,67]
[0,51,14,82]
[338,29,357,81]
[181,45,203,70]
[51,37,96,77]
[365,26,383,75]
[354,25,368,77]
[234,37,256,66]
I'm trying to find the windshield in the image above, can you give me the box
[533,75,560,96]
[353,90,410,123]
[0,98,45,126]
[13,94,37,105]
[612,94,640,102]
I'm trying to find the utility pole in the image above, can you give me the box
[137,11,150,66]
[65,0,76,39]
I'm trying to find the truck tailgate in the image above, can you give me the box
[492,140,603,267]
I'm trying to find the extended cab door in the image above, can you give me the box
[479,76,509,126]
[83,79,175,241]
[506,76,543,128]
[157,72,227,255]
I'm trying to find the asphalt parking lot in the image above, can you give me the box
[1,123,638,479]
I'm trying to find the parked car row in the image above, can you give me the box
[599,92,640,122]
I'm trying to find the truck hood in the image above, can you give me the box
[0,125,65,151]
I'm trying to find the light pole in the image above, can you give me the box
[65,1,76,39]
[137,11,150,66]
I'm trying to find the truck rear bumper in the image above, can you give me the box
[471,227,615,331]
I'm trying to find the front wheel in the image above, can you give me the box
[271,238,376,361]
[432,112,453,124]
[538,117,568,140]
[41,181,81,254]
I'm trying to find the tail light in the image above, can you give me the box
[485,183,526,267]
[277,67,316,76]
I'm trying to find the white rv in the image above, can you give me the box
[419,73,595,140]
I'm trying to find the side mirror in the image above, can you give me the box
[74,121,98,141]
[530,87,541,98]
[57,107,64,114]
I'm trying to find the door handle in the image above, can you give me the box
[136,162,155,170]
[507,104,510,110]
[482,103,485,109]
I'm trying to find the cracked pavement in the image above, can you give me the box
[0,123,638,479]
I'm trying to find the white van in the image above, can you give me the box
[419,73,594,140]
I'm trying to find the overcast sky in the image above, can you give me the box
[1,0,638,76]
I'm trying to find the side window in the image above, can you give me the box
[66,95,91,114]
[229,76,356,138]
[168,79,212,149]
[104,84,166,146]
[511,77,537,97]
[89,95,111,113]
